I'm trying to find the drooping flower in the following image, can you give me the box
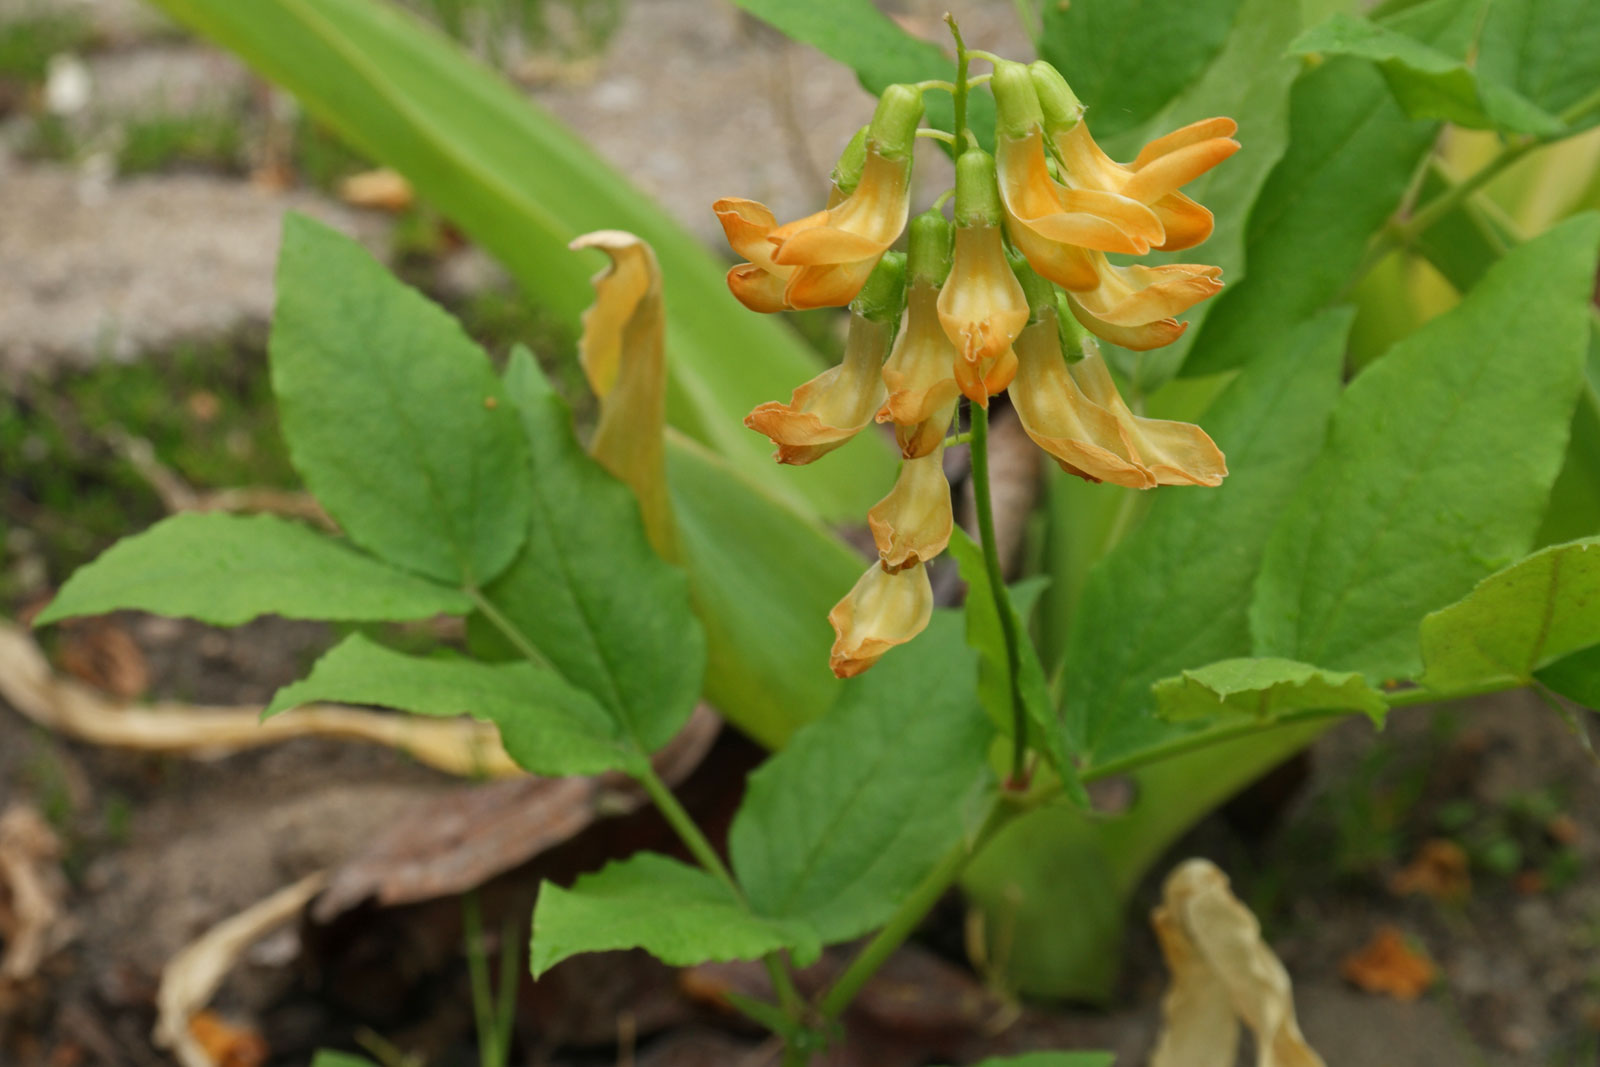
[1064,328,1226,487]
[938,150,1029,405]
[867,447,953,572]
[716,87,923,312]
[877,211,963,458]
[827,560,934,678]
[744,254,905,464]
[1010,310,1153,488]
[570,230,676,559]
[1033,61,1239,253]
[1062,255,1223,351]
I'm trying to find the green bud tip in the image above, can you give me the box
[991,60,1044,142]
[1029,61,1085,134]
[1008,248,1055,315]
[954,149,1002,228]
[907,210,953,286]
[853,252,908,325]
[831,126,869,195]
[868,84,925,161]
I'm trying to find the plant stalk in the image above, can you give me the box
[969,402,1031,784]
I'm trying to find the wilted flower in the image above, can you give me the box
[828,560,934,678]
[570,230,676,559]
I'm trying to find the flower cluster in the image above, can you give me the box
[715,57,1237,679]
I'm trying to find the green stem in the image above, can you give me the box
[969,402,1029,784]
[946,14,970,154]
[1393,138,1540,246]
[463,891,500,1067]
[818,800,1010,1020]
[1559,83,1600,126]
[636,765,807,1028]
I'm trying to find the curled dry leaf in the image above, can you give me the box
[1388,838,1471,902]
[0,621,519,778]
[0,804,76,980]
[188,1011,269,1067]
[155,872,327,1067]
[1339,925,1436,1001]
[1149,858,1325,1067]
[57,618,150,701]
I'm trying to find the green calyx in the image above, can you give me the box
[852,252,908,325]
[992,60,1044,141]
[831,126,869,195]
[868,85,925,161]
[954,149,1002,228]
[1029,61,1085,135]
[1054,291,1093,361]
[1008,250,1055,317]
[907,211,953,287]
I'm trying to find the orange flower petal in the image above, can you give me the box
[744,315,890,464]
[1070,352,1226,487]
[1010,316,1152,488]
[878,283,964,452]
[1132,117,1239,169]
[938,223,1030,365]
[727,263,791,314]
[1150,191,1215,252]
[867,448,953,571]
[954,346,1018,407]
[1073,259,1224,327]
[998,129,1162,258]
[784,259,883,311]
[1122,137,1241,205]
[1065,295,1189,351]
[714,198,784,268]
[828,561,934,678]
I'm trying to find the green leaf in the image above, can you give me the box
[1290,12,1564,135]
[1250,214,1600,682]
[1420,537,1600,692]
[1108,0,1306,389]
[947,528,1076,794]
[1478,0,1600,130]
[728,613,993,944]
[1064,308,1351,766]
[946,1054,1115,1067]
[530,853,821,976]
[266,634,635,777]
[665,432,861,748]
[145,0,892,521]
[270,214,530,587]
[1039,0,1244,138]
[475,350,704,755]
[726,0,990,149]
[1182,0,1476,377]
[34,513,470,627]
[1154,656,1388,724]
[1534,642,1600,706]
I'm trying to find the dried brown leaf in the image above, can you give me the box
[1149,858,1325,1067]
[154,873,326,1067]
[187,1012,268,1067]
[1339,925,1436,1001]
[56,619,150,701]
[1388,838,1471,902]
[0,805,75,980]
[0,621,518,777]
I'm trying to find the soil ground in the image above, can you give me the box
[1,1,1597,1065]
